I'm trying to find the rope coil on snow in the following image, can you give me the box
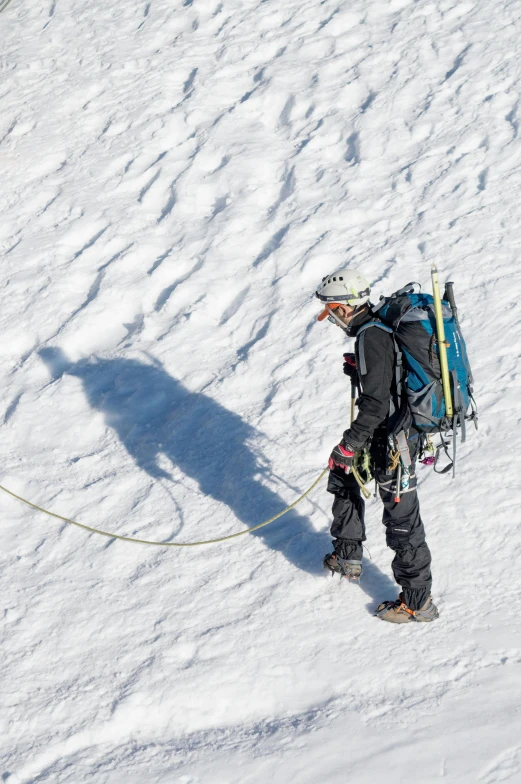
[0,469,328,547]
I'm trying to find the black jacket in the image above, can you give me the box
[343,319,398,449]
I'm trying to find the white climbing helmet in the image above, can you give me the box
[315,269,371,322]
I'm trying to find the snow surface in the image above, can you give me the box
[2,0,521,781]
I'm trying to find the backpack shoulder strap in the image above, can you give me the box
[357,320,405,417]
[356,320,394,376]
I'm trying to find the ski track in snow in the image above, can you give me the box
[2,0,521,781]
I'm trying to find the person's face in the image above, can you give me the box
[328,303,357,326]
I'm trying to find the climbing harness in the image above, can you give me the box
[0,469,328,547]
[0,0,15,14]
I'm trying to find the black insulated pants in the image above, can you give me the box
[327,437,432,611]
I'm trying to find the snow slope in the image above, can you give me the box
[2,0,521,781]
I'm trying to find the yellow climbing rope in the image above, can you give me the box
[0,469,329,547]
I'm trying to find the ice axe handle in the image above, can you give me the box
[443,281,459,325]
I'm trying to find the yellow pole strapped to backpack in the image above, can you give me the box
[431,265,453,418]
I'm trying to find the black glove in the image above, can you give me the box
[343,352,358,382]
[329,440,356,473]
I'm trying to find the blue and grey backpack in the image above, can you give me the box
[357,282,477,472]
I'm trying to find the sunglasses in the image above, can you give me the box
[327,305,341,324]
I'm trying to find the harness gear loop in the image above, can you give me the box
[0,469,328,548]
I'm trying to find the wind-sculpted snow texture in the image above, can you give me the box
[2,0,521,781]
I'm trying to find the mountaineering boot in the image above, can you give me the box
[323,553,362,582]
[375,593,439,623]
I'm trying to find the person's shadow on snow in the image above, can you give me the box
[359,560,397,613]
[39,347,334,576]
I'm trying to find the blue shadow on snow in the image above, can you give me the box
[39,348,333,575]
